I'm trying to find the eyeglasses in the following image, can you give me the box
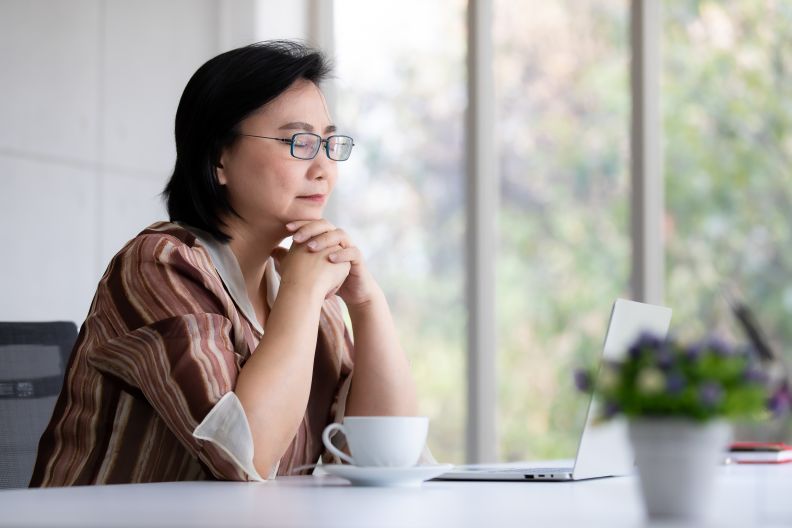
[239,132,355,161]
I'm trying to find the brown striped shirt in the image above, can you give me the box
[29,221,354,486]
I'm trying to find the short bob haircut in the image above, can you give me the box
[163,40,331,242]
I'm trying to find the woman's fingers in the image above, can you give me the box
[327,246,360,264]
[289,219,336,243]
[305,229,349,252]
[285,220,311,232]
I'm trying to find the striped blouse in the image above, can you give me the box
[30,221,354,485]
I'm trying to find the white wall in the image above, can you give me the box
[0,0,309,325]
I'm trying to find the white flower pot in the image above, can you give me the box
[628,419,732,521]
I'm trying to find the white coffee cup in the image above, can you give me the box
[321,416,429,467]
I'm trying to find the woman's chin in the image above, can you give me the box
[289,210,324,222]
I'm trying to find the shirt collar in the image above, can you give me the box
[178,223,280,334]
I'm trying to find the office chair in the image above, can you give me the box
[0,322,77,488]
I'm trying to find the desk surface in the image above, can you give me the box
[1,464,791,527]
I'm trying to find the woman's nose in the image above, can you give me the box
[307,151,334,180]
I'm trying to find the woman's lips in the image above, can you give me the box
[297,194,326,204]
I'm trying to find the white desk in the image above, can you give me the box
[1,464,790,527]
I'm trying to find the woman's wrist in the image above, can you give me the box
[339,267,383,308]
[277,278,327,309]
[345,284,386,317]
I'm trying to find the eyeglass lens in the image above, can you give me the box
[327,136,353,161]
[291,133,353,161]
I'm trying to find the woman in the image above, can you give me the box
[30,41,421,485]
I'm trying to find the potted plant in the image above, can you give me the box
[575,332,789,521]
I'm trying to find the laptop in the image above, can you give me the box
[434,298,672,481]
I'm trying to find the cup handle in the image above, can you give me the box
[322,423,356,465]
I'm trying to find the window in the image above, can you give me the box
[664,2,792,441]
[665,1,792,351]
[333,0,468,463]
[494,0,629,461]
[329,0,792,463]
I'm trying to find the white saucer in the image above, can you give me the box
[321,464,454,487]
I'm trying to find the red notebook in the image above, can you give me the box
[728,442,792,464]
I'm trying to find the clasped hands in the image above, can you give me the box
[284,219,379,308]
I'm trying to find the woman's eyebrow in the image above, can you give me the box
[279,122,337,134]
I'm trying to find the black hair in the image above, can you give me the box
[163,40,332,242]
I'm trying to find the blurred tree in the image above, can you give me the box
[334,0,468,462]
[665,0,792,439]
[333,0,792,464]
[494,0,629,461]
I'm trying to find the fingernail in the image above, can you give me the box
[307,241,317,249]
[286,223,296,230]
[293,233,304,242]
[329,254,337,261]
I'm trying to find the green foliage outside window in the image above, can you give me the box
[335,0,792,464]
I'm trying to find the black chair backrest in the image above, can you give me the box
[0,322,77,489]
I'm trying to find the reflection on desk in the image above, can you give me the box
[1,464,790,527]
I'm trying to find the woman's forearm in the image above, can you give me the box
[234,282,324,476]
[345,288,418,417]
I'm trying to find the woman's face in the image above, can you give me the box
[217,79,338,234]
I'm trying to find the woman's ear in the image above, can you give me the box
[216,158,227,185]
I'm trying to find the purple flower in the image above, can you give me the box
[705,336,733,357]
[629,332,666,360]
[636,331,664,349]
[666,372,686,394]
[768,382,791,417]
[574,369,592,392]
[628,344,643,360]
[699,382,724,408]
[655,344,675,369]
[684,341,705,361]
[742,365,769,385]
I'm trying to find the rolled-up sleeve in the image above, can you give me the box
[88,313,264,481]
[84,234,270,481]
[193,392,267,480]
